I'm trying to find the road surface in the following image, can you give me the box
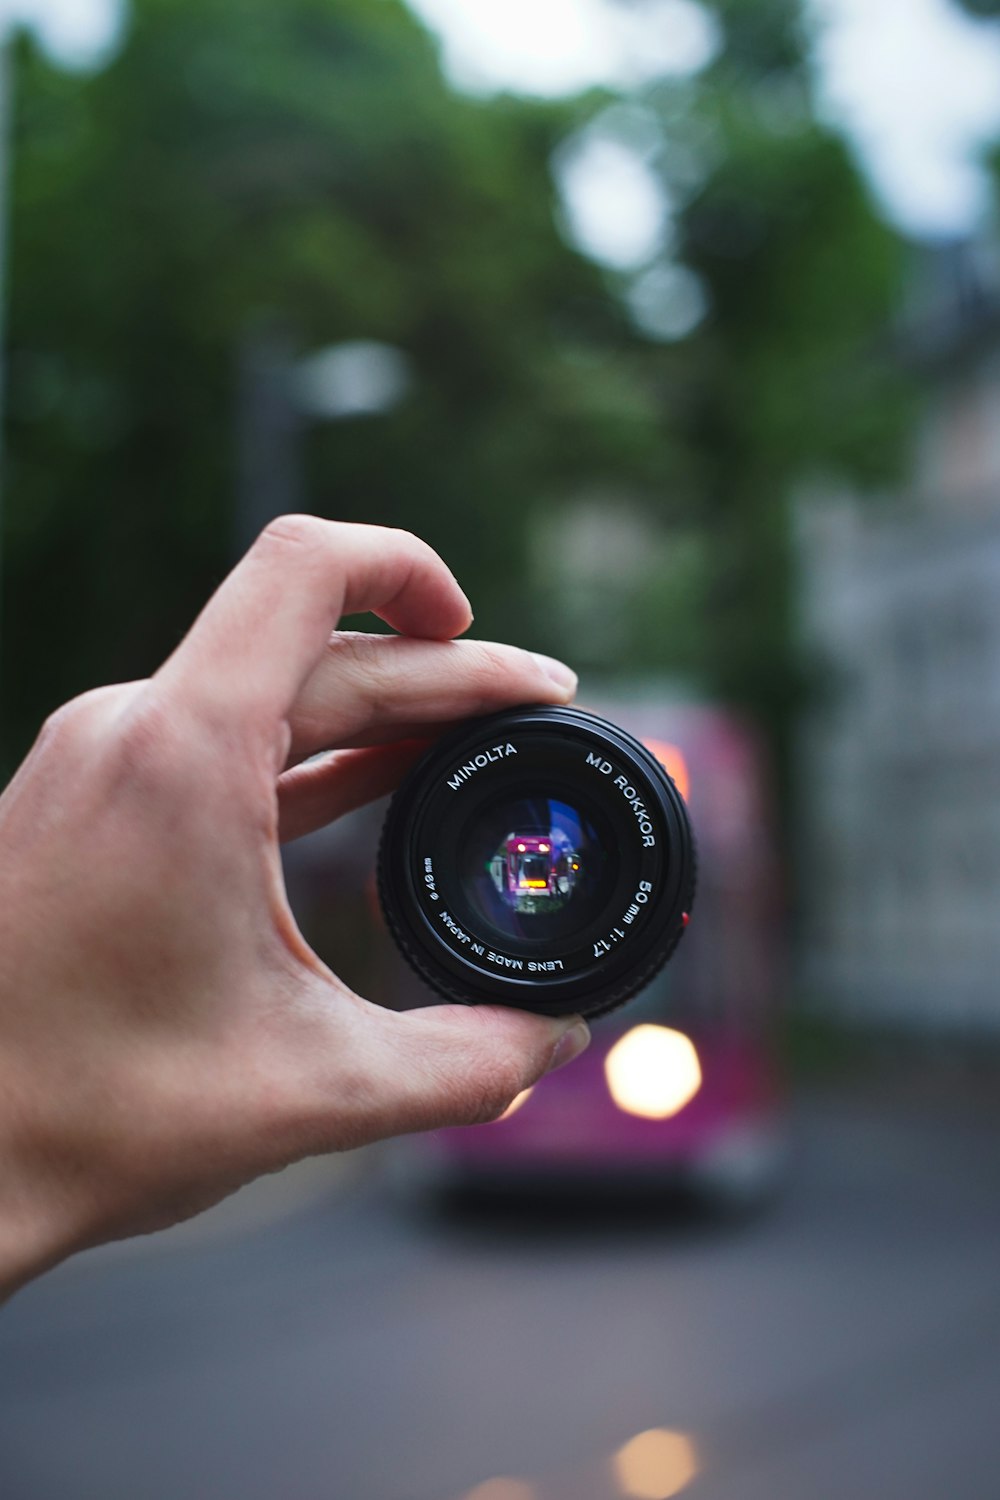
[3,1078,1000,1500]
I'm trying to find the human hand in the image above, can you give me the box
[0,518,589,1298]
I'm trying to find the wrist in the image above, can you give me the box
[0,1069,98,1302]
[0,1193,76,1304]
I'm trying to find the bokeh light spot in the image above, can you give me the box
[613,1427,700,1499]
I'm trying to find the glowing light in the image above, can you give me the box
[642,740,690,803]
[628,264,709,343]
[296,341,412,420]
[809,0,1000,235]
[520,879,549,889]
[604,1026,701,1121]
[496,1088,534,1122]
[539,843,550,853]
[406,0,1000,237]
[0,0,126,70]
[461,1479,536,1500]
[517,843,526,852]
[613,1427,700,1499]
[405,0,720,99]
[555,133,669,270]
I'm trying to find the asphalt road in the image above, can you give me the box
[3,1079,1000,1500]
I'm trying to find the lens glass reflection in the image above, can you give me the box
[490,825,581,915]
[459,790,614,944]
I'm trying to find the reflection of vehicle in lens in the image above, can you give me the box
[490,830,581,912]
[391,697,786,1211]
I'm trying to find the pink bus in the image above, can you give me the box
[395,696,787,1209]
[491,830,579,906]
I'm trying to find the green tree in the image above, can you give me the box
[562,0,910,791]
[3,0,910,806]
[3,0,656,763]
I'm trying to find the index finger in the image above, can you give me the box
[156,517,473,726]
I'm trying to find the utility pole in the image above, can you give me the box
[234,327,413,559]
[234,324,304,558]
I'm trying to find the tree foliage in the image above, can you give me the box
[4,0,641,759]
[644,0,911,738]
[3,0,909,784]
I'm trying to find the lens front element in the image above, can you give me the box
[461,788,614,943]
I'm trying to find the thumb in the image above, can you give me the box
[356,1003,591,1139]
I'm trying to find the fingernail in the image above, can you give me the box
[546,1019,591,1075]
[531,653,578,696]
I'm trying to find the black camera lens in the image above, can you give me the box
[377,705,695,1020]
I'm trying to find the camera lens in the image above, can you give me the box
[377,705,695,1020]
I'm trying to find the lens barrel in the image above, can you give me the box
[377,705,695,1020]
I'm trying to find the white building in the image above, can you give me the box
[797,245,1000,1033]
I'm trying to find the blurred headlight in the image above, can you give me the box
[604,1025,701,1120]
[642,739,690,803]
[613,1427,700,1498]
